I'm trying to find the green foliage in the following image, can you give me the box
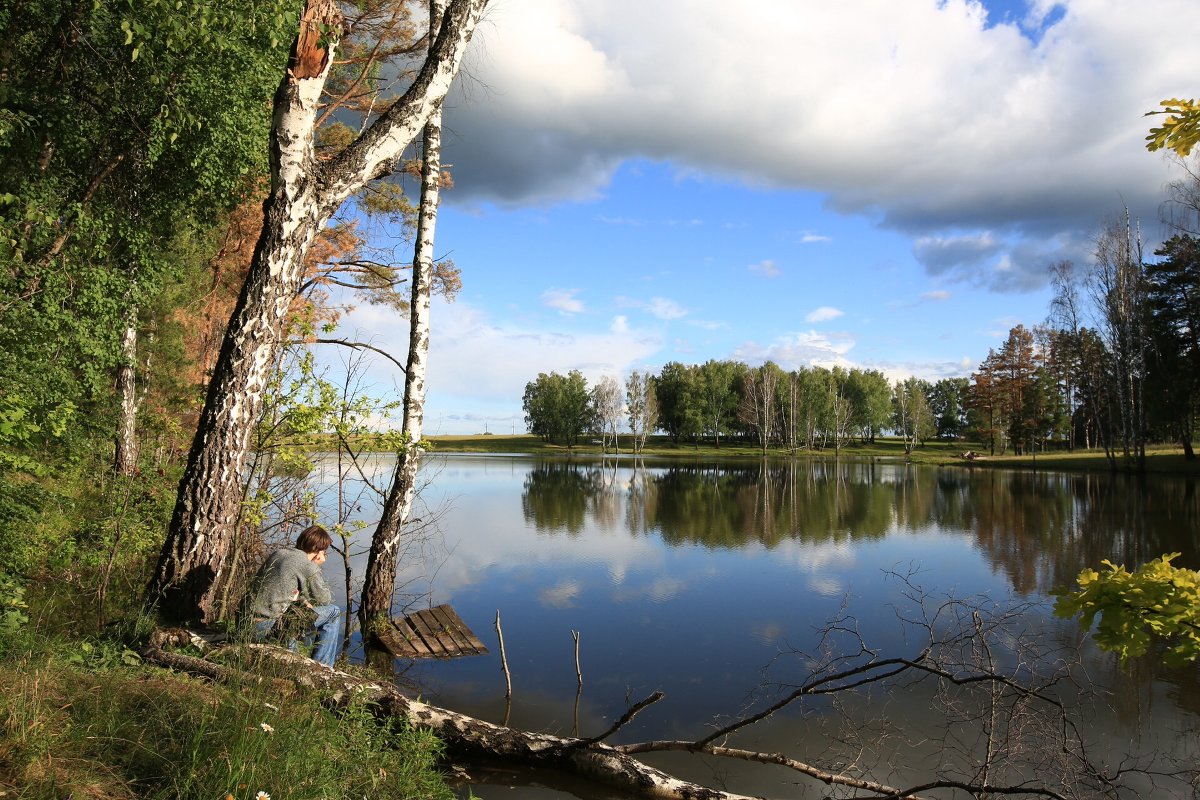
[240,346,406,538]
[63,638,143,671]
[0,0,297,493]
[1144,235,1200,451]
[0,574,30,656]
[892,376,935,451]
[522,370,594,446]
[1146,98,1200,157]
[843,368,893,442]
[1053,554,1200,666]
[928,377,969,440]
[653,362,699,443]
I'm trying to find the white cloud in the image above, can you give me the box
[799,232,832,244]
[598,215,645,226]
[539,579,582,609]
[922,290,952,301]
[733,330,856,370]
[542,288,585,314]
[805,306,844,323]
[618,295,688,320]
[334,298,665,432]
[611,314,630,333]
[749,259,781,278]
[648,297,687,320]
[443,0,1196,287]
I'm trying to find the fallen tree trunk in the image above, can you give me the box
[141,642,764,800]
[142,605,1101,800]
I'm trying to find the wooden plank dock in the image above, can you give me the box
[376,604,489,659]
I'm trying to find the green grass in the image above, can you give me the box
[421,433,961,460]
[0,620,455,800]
[955,443,1200,474]
[418,433,1200,473]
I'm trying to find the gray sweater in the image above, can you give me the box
[246,547,333,620]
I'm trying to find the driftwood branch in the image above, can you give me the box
[563,690,664,750]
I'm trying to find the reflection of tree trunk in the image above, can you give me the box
[360,3,445,648]
[114,303,139,475]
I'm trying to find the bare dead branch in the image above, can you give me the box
[617,741,925,798]
[563,690,664,750]
[310,337,406,374]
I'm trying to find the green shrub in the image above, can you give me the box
[0,572,29,657]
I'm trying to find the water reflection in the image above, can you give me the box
[517,459,1200,598]
[310,454,1200,799]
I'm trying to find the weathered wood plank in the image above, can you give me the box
[378,619,432,657]
[428,604,483,654]
[407,609,452,656]
[376,604,488,659]
[439,604,489,653]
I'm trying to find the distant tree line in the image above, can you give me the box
[522,363,971,454]
[522,228,1199,466]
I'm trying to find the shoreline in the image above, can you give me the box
[338,434,1199,475]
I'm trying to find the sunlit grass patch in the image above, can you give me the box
[0,643,454,800]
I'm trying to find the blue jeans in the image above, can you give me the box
[307,604,343,667]
[254,604,343,667]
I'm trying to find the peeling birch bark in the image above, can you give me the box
[147,0,488,624]
[114,303,139,476]
[359,0,446,634]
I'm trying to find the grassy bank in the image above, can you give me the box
[420,434,1200,474]
[0,591,455,800]
[422,433,966,462]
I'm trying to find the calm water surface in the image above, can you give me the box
[311,454,1200,798]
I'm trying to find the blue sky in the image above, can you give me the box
[330,0,1200,435]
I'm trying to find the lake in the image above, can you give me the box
[308,453,1200,798]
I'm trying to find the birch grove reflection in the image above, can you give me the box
[518,460,1200,596]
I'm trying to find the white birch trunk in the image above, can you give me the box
[148,0,487,624]
[359,0,447,633]
[114,303,139,475]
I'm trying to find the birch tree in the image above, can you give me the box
[359,0,451,632]
[1089,211,1147,470]
[739,364,778,454]
[592,375,624,454]
[625,370,657,454]
[147,0,488,624]
[893,377,933,455]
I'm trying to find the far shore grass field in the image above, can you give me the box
[401,434,1200,475]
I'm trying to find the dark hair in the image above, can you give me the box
[295,525,332,554]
